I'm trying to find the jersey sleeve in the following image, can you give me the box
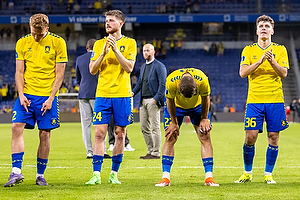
[126,39,137,62]
[15,39,24,61]
[90,39,102,62]
[240,46,250,66]
[56,37,68,63]
[165,76,176,99]
[199,76,211,97]
[277,46,289,69]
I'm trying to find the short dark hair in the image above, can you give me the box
[180,75,196,98]
[105,10,125,22]
[256,15,274,28]
[87,38,96,50]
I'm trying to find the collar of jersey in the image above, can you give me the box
[257,42,272,50]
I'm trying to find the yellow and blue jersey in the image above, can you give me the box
[91,35,137,98]
[240,42,289,103]
[15,32,68,96]
[165,68,210,109]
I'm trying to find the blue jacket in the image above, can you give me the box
[132,59,167,107]
[75,51,99,99]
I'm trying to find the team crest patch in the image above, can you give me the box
[51,118,56,125]
[45,46,50,54]
[281,119,286,127]
[120,46,125,52]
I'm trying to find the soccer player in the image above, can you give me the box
[4,13,68,187]
[235,15,289,184]
[155,68,219,187]
[85,10,137,185]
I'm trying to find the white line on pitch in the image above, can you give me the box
[1,164,300,169]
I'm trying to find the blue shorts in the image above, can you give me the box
[163,100,211,130]
[93,97,133,126]
[244,103,289,133]
[12,94,60,130]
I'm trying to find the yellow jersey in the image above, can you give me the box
[165,68,210,109]
[91,35,137,97]
[16,32,68,96]
[240,42,289,103]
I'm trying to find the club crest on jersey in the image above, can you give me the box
[120,46,125,52]
[45,46,50,54]
[281,119,287,127]
[51,118,56,125]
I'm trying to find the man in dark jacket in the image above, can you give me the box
[132,43,167,159]
[75,38,99,159]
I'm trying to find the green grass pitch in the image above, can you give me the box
[0,122,300,199]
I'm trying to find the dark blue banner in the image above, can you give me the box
[0,14,299,24]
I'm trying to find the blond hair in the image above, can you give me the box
[29,13,49,30]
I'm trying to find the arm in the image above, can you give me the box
[41,62,66,116]
[132,64,145,96]
[153,63,167,105]
[15,60,31,112]
[199,95,212,134]
[240,49,287,79]
[108,35,135,73]
[265,49,288,79]
[75,61,81,85]
[89,51,107,75]
[165,97,180,140]
[132,76,142,96]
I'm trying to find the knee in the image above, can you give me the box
[39,130,50,141]
[198,133,211,144]
[166,135,177,145]
[115,131,125,141]
[268,132,279,144]
[94,131,106,141]
[11,123,24,135]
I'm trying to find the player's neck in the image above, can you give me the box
[110,31,122,40]
[258,38,271,49]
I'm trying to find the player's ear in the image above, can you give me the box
[119,21,124,27]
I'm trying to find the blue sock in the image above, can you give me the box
[37,157,48,175]
[162,155,174,173]
[12,152,24,169]
[202,157,213,173]
[265,144,278,173]
[243,144,255,172]
[112,154,123,172]
[93,155,104,172]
